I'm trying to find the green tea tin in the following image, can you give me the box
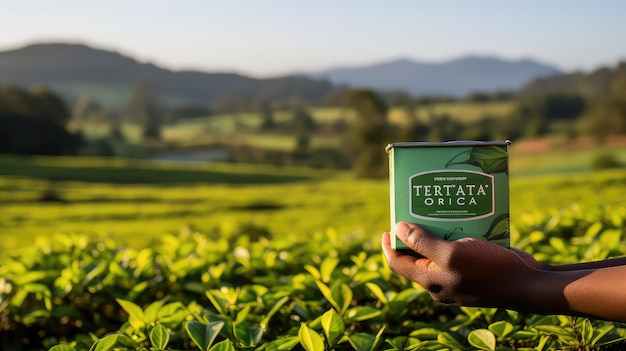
[386,140,511,251]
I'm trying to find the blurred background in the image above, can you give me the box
[1,0,626,248]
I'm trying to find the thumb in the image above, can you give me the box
[394,222,447,258]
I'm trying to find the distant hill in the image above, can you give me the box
[0,42,565,108]
[520,61,626,98]
[307,56,561,97]
[0,43,335,108]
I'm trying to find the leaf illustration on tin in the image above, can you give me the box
[443,227,463,240]
[446,146,508,174]
[484,214,509,241]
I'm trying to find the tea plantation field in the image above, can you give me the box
[1,154,626,350]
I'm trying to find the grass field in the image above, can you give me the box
[71,100,514,155]
[387,101,514,124]
[2,138,626,253]
[0,156,383,251]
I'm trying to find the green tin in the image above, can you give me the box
[386,140,511,252]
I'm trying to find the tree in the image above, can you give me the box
[30,85,72,126]
[424,113,463,142]
[578,73,626,141]
[0,85,82,155]
[291,104,316,133]
[342,89,391,178]
[508,94,575,138]
[125,79,162,139]
[214,90,251,114]
[73,97,110,125]
[253,101,275,130]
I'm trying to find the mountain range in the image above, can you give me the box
[308,56,561,96]
[0,42,562,107]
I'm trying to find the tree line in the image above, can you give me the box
[2,60,626,179]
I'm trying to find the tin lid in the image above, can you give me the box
[385,140,511,152]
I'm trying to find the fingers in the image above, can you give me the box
[382,225,444,285]
[381,231,419,272]
[381,231,399,262]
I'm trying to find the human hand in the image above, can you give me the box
[382,222,536,308]
[383,222,626,321]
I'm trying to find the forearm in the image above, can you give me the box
[562,265,626,322]
[540,256,626,271]
[516,266,626,322]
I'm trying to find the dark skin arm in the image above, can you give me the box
[382,222,626,322]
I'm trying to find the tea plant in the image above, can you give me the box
[3,159,626,350]
[3,202,626,350]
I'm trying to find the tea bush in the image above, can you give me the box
[590,152,622,171]
[3,158,626,350]
[2,205,626,351]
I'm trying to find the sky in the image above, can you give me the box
[2,0,626,78]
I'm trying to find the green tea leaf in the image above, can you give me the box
[206,321,225,349]
[84,261,107,284]
[13,271,51,285]
[157,301,188,327]
[533,325,569,334]
[372,325,387,351]
[549,237,569,255]
[385,336,408,349]
[387,300,409,317]
[344,306,383,322]
[348,333,375,351]
[319,257,339,283]
[581,319,594,346]
[185,320,224,351]
[488,320,515,338]
[116,299,145,331]
[143,300,163,326]
[365,282,388,304]
[589,323,621,346]
[185,321,208,351]
[334,283,353,316]
[264,336,300,351]
[149,324,170,350]
[537,335,552,350]
[509,330,538,340]
[49,345,76,351]
[409,327,440,340]
[260,296,289,330]
[234,323,263,347]
[599,229,621,248]
[209,339,235,351]
[321,309,345,346]
[585,221,603,237]
[298,323,324,351]
[437,332,466,350]
[303,265,321,280]
[468,329,496,350]
[234,304,251,324]
[206,314,235,341]
[205,290,229,315]
[535,324,578,344]
[91,337,115,351]
[134,248,153,278]
[90,334,130,351]
[314,280,340,313]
